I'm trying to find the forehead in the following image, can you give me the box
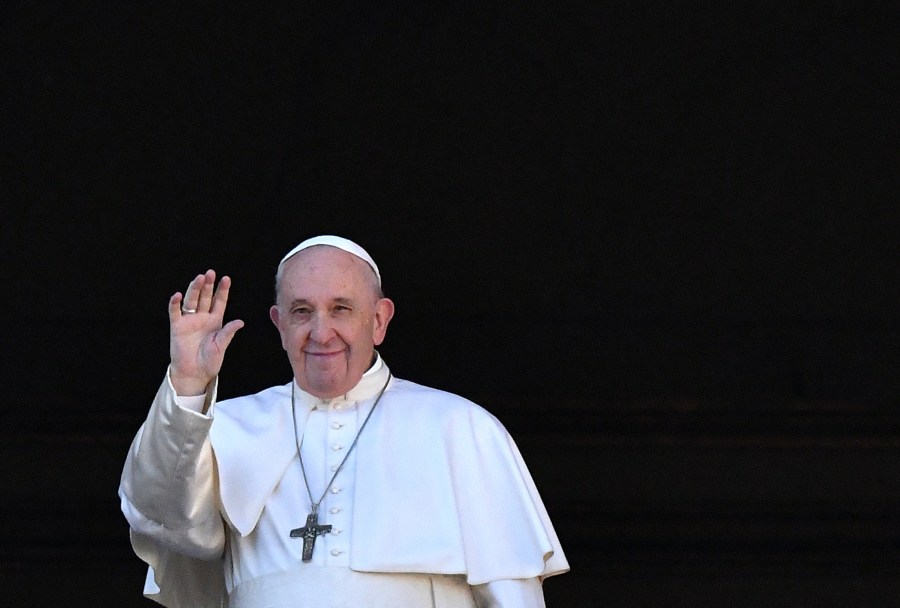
[279,246,374,298]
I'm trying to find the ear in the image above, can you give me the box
[372,298,395,346]
[269,304,281,328]
[269,305,290,351]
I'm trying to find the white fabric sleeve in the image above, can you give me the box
[471,578,546,608]
[175,393,207,413]
[118,371,225,560]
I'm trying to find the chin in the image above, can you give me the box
[306,376,350,399]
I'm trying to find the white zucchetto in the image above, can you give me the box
[278,235,381,286]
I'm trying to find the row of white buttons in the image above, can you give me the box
[325,407,353,564]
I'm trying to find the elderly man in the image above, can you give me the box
[119,235,569,607]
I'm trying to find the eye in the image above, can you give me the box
[290,306,312,315]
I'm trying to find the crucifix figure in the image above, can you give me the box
[290,512,332,562]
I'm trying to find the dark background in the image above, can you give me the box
[2,2,898,606]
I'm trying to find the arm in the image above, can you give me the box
[119,270,245,558]
[119,370,224,559]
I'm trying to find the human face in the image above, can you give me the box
[269,246,394,399]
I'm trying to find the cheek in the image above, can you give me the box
[280,325,307,349]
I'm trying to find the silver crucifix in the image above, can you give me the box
[290,512,332,561]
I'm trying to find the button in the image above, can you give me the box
[330,548,344,556]
[331,421,344,429]
[329,507,342,514]
[331,444,344,451]
[330,487,342,494]
[330,464,339,472]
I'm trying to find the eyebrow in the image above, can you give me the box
[288,297,355,307]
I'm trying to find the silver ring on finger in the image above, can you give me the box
[182,307,197,314]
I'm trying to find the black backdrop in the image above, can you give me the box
[2,2,899,606]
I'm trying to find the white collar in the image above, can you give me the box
[291,353,390,410]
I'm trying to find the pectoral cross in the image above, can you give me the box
[290,512,332,561]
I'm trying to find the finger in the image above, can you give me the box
[169,292,185,320]
[215,319,245,351]
[197,269,216,312]
[211,275,233,315]
[181,273,207,313]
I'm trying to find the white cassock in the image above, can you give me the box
[119,355,569,607]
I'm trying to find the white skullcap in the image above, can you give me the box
[278,235,381,286]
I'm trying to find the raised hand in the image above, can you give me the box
[167,269,245,396]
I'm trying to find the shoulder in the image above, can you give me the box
[384,377,504,427]
[387,377,478,408]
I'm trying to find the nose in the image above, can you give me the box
[308,312,336,344]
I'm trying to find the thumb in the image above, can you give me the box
[216,319,246,351]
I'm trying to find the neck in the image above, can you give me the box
[292,356,390,407]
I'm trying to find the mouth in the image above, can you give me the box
[304,350,344,359]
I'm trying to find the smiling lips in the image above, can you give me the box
[304,349,344,359]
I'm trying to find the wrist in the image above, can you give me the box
[168,367,212,397]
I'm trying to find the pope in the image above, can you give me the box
[119,235,569,607]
